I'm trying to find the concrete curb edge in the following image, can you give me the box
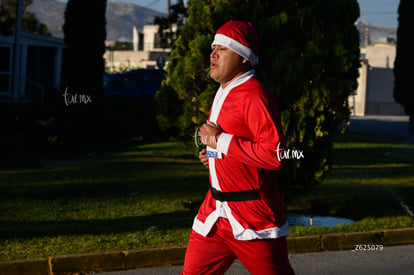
[1,228,414,275]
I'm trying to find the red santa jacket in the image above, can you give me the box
[192,70,289,240]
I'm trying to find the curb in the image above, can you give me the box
[1,228,414,275]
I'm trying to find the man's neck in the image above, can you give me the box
[220,69,254,89]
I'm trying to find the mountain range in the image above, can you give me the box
[26,0,165,41]
[27,0,396,45]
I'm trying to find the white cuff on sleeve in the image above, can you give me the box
[216,132,233,156]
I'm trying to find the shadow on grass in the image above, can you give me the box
[337,130,406,143]
[289,141,414,221]
[288,181,405,220]
[0,145,208,244]
[332,146,414,165]
[0,158,208,200]
[0,210,197,239]
[327,164,414,180]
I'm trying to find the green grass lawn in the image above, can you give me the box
[1,132,413,262]
[287,132,414,235]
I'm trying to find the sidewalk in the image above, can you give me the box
[1,228,414,275]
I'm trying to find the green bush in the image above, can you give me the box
[156,0,361,201]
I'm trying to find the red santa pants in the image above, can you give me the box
[181,218,295,275]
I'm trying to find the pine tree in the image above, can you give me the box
[63,0,106,94]
[61,0,107,146]
[156,0,360,200]
[394,0,414,136]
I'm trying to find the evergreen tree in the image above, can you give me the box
[394,0,414,136]
[63,0,107,94]
[154,0,187,49]
[156,0,360,200]
[62,0,107,146]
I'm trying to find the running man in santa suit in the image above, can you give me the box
[181,20,295,275]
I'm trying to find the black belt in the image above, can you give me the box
[210,187,260,202]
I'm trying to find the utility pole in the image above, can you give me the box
[167,0,171,17]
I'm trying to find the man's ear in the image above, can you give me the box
[241,58,252,70]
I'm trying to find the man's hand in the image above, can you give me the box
[199,148,209,168]
[198,121,219,149]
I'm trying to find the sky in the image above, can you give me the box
[357,0,399,28]
[60,0,400,28]
[125,0,400,28]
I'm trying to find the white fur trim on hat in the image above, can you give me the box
[212,34,259,65]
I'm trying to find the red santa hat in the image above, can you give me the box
[212,20,260,65]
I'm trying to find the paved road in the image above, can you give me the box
[96,244,414,275]
[347,115,409,137]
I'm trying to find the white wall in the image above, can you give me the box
[350,43,404,116]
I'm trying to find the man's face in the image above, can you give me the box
[210,45,247,88]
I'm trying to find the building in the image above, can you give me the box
[1,20,403,115]
[0,31,65,101]
[104,24,176,73]
[349,42,405,116]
